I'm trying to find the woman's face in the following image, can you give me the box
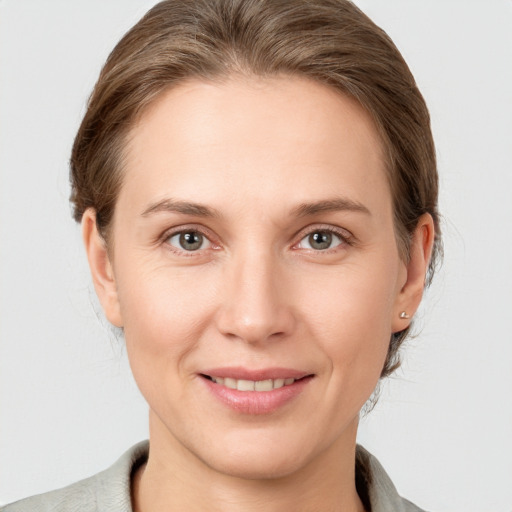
[86,76,427,478]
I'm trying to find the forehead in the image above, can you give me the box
[121,75,390,217]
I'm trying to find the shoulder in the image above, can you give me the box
[356,445,429,512]
[1,441,149,512]
[3,442,428,512]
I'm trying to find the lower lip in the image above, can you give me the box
[201,376,313,415]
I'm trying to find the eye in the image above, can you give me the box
[166,230,211,252]
[296,229,346,251]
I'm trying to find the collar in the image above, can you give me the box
[5,441,423,512]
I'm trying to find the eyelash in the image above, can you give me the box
[160,224,354,256]
[293,225,353,253]
[161,225,219,257]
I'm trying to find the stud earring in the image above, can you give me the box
[399,311,410,319]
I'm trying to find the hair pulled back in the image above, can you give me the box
[70,0,441,378]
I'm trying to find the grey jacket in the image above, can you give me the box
[2,441,426,512]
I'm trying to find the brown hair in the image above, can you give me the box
[70,0,441,378]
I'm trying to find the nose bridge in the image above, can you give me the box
[216,243,294,343]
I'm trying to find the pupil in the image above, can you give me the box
[180,232,202,251]
[309,231,331,250]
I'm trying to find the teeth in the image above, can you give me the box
[237,379,255,391]
[224,377,236,388]
[254,379,273,391]
[210,376,297,391]
[273,378,285,389]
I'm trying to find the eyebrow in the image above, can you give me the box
[141,196,370,219]
[141,199,221,218]
[292,198,371,217]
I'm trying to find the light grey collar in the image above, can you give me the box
[3,441,425,512]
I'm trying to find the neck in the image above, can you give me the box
[132,413,365,512]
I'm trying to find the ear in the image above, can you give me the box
[392,213,435,333]
[82,209,123,328]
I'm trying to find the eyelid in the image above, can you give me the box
[167,231,211,251]
[157,222,354,255]
[160,224,220,254]
[292,224,354,251]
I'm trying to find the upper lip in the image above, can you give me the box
[200,367,312,381]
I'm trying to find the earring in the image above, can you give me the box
[399,311,410,319]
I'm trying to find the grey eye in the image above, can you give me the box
[308,231,332,250]
[298,230,344,251]
[167,231,210,251]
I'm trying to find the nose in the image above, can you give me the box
[215,248,296,344]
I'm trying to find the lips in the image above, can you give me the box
[199,367,314,414]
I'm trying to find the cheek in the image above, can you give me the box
[115,263,219,390]
[118,257,215,331]
[302,259,399,387]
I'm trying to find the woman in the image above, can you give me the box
[3,0,440,511]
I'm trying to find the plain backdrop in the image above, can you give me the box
[1,1,511,510]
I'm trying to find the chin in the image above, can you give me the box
[206,450,307,481]
[192,427,319,481]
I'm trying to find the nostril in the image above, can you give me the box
[213,279,297,344]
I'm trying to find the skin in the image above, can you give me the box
[83,76,434,512]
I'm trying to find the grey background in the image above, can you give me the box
[1,1,511,510]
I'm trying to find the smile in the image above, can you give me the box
[203,375,297,391]
[199,369,314,414]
